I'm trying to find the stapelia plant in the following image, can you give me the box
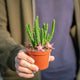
[25,16,55,51]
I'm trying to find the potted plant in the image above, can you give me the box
[25,16,55,70]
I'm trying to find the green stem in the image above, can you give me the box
[48,20,55,42]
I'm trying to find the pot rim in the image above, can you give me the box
[26,45,52,56]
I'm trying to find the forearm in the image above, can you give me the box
[0,26,25,70]
[0,0,25,71]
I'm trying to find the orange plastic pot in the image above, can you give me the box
[26,46,51,70]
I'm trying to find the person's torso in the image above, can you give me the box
[36,0,76,80]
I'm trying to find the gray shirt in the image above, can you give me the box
[36,0,76,80]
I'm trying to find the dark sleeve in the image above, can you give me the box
[0,0,25,71]
[77,62,80,80]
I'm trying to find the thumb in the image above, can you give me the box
[49,56,55,62]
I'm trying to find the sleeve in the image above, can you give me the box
[77,62,80,80]
[0,0,25,71]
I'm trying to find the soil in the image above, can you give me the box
[26,44,51,52]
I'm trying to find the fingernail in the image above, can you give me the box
[32,65,38,72]
[31,74,34,77]
[34,67,38,72]
[30,60,34,64]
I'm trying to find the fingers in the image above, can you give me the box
[49,56,55,62]
[15,63,33,74]
[17,50,35,64]
[16,70,34,78]
[15,50,39,78]
[15,57,38,72]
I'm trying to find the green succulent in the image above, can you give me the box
[25,16,55,48]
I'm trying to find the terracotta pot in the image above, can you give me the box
[26,46,51,70]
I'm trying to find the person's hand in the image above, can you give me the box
[15,50,55,79]
[49,55,55,62]
[15,50,39,78]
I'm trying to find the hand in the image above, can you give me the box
[15,50,39,78]
[49,55,55,62]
